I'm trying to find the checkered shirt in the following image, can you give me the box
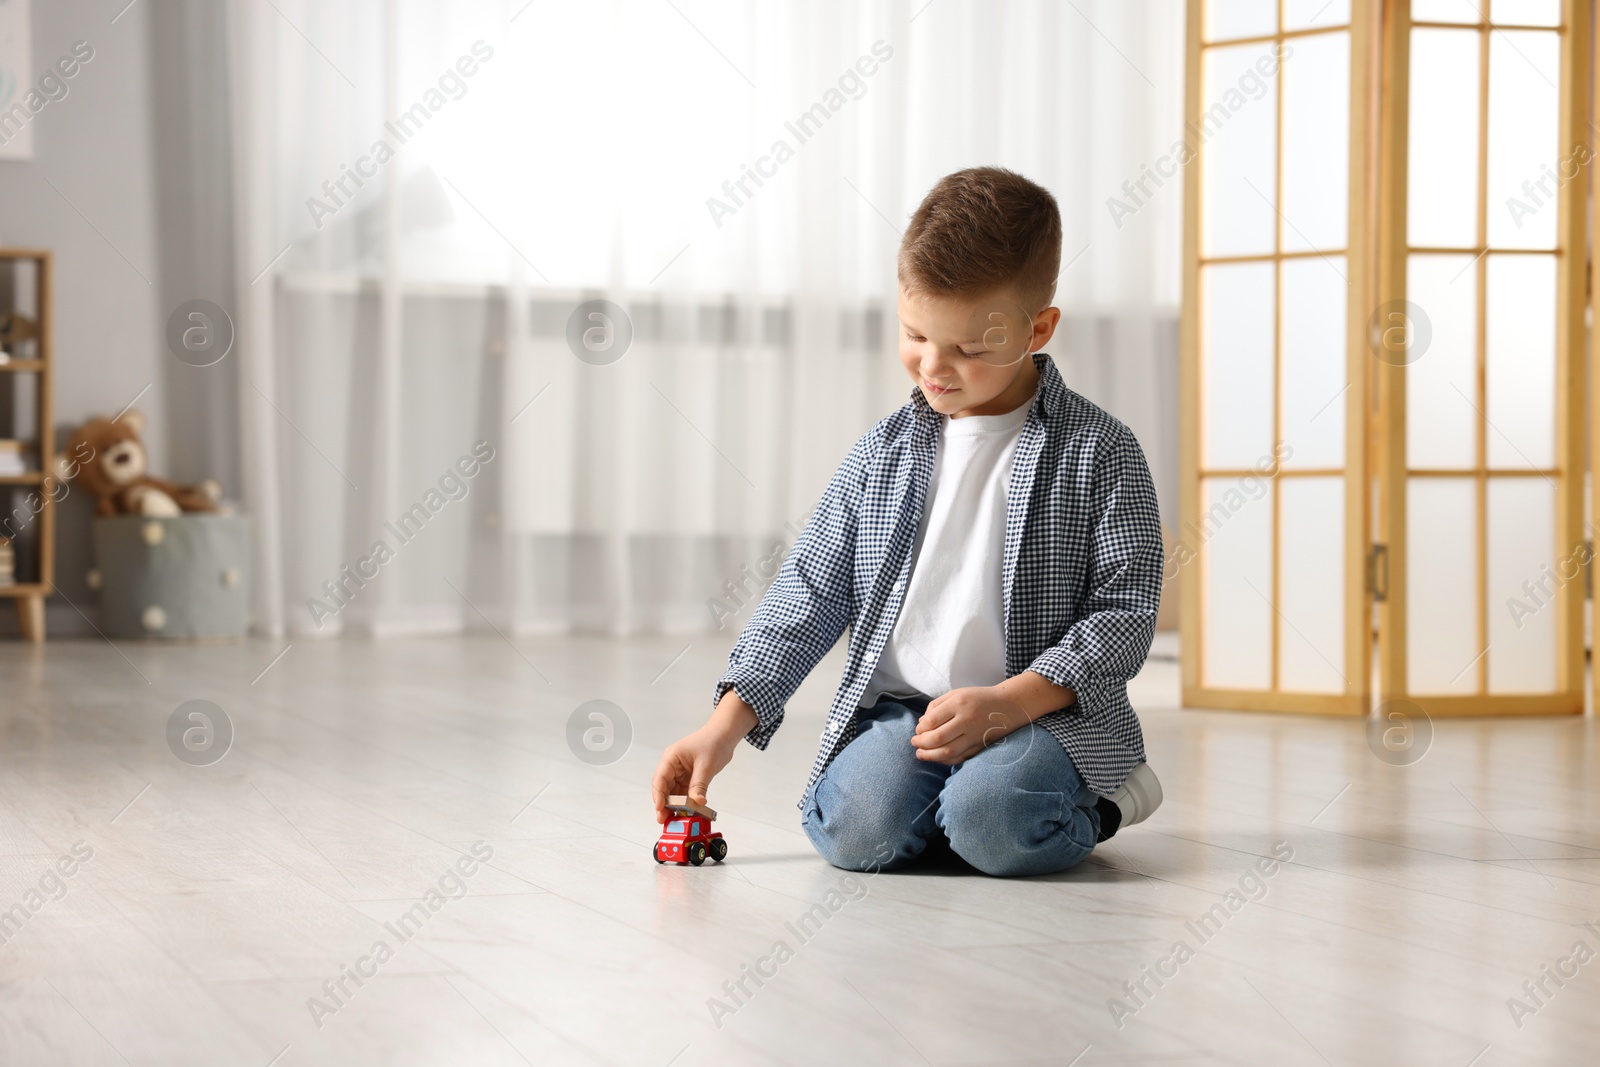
[713,352,1163,807]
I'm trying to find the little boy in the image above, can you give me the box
[651,167,1164,877]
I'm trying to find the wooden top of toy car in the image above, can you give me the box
[666,795,716,820]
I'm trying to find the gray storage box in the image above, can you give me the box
[94,514,250,640]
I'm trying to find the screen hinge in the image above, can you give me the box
[1367,544,1389,602]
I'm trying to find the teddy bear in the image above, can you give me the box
[56,410,222,517]
[0,310,38,357]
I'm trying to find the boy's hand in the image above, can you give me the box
[650,691,759,823]
[913,685,1052,764]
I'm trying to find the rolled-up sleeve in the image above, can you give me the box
[1025,427,1163,716]
[713,429,872,748]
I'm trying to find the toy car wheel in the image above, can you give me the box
[687,842,707,866]
[710,838,727,862]
[653,843,665,864]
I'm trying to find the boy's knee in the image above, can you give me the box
[938,773,1036,875]
[803,778,923,872]
[805,809,916,871]
[939,763,1092,877]
[808,826,910,872]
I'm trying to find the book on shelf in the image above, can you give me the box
[0,439,33,476]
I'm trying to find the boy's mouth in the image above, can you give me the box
[923,378,957,396]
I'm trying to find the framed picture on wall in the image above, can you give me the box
[0,0,32,161]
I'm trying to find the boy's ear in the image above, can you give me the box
[1032,306,1063,352]
[117,408,146,435]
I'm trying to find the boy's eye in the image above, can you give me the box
[905,332,925,342]
[959,348,987,359]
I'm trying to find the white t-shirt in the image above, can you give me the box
[860,394,1034,707]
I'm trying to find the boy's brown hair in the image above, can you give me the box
[898,166,1062,314]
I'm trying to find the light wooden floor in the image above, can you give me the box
[0,633,1596,1067]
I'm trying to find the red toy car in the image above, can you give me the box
[654,796,727,866]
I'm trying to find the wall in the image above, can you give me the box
[0,0,236,637]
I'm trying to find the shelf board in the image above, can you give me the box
[0,359,44,372]
[0,473,45,485]
[0,584,46,597]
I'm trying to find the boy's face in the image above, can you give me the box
[897,285,1061,418]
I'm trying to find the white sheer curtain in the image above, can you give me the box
[225,0,1182,639]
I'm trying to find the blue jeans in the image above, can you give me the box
[801,695,1101,877]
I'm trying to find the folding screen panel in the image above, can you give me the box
[1180,0,1374,715]
[1376,0,1585,716]
[1184,0,1587,719]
